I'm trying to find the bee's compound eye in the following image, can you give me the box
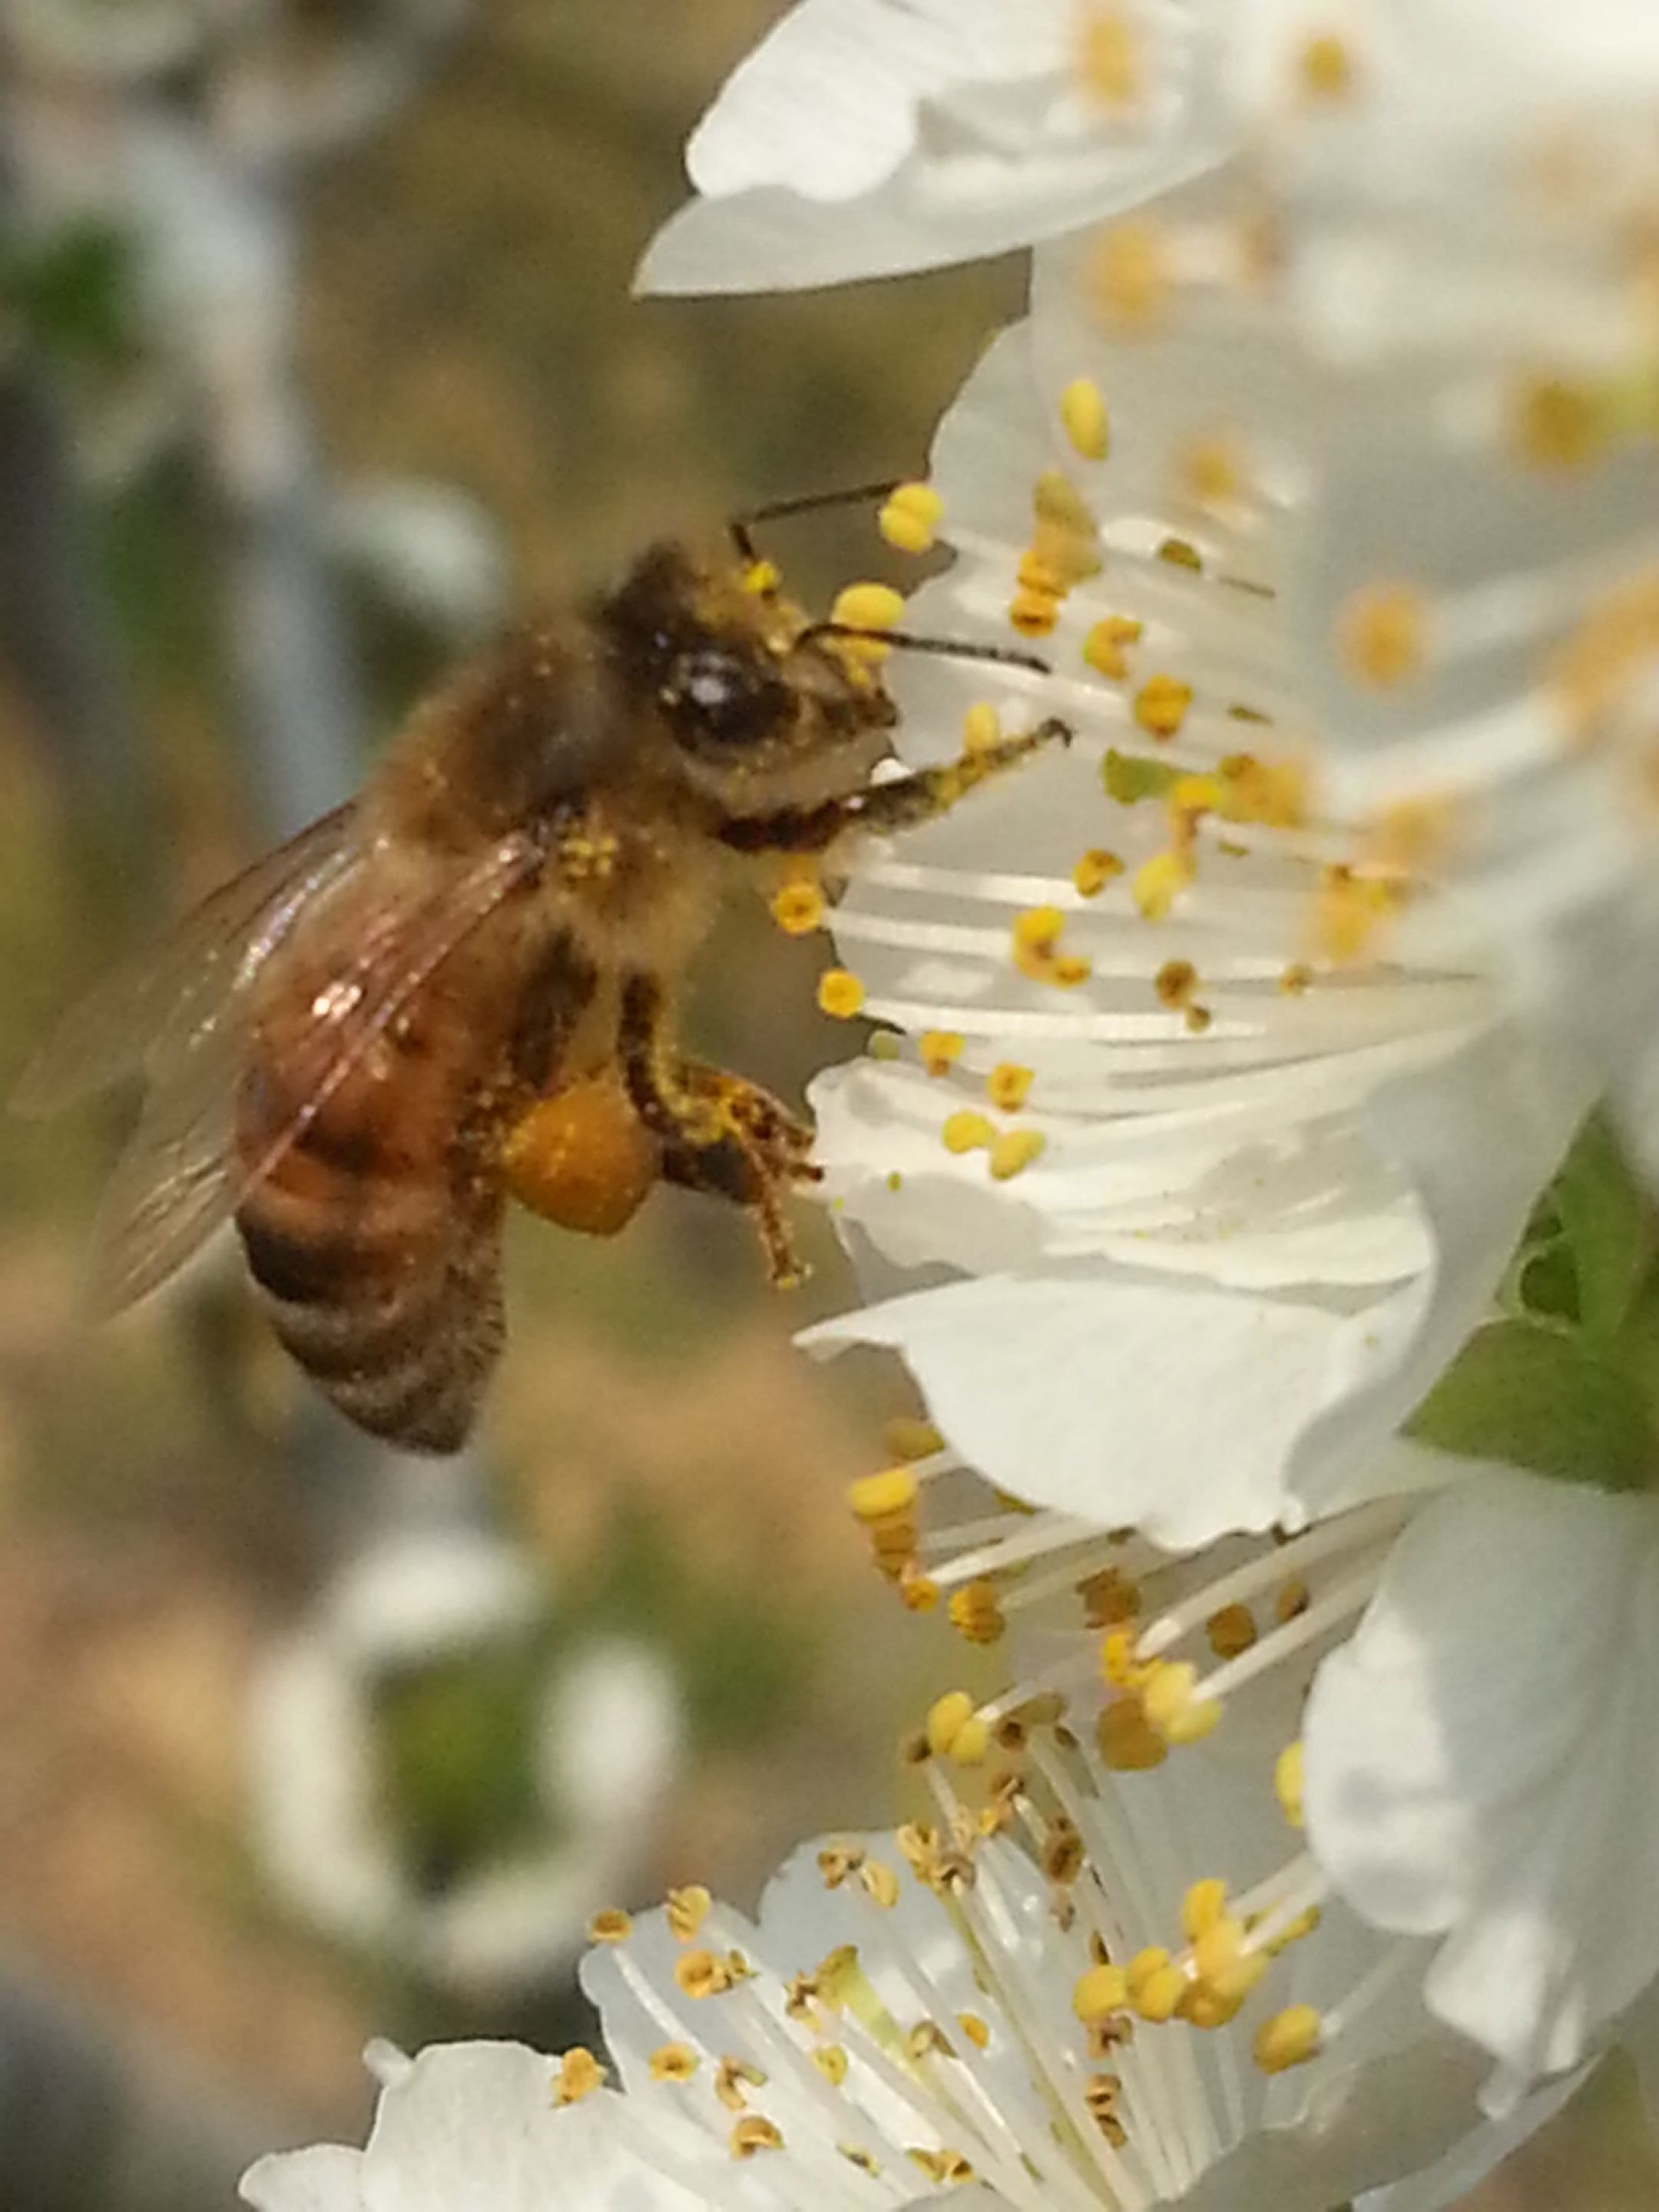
[668,647,787,749]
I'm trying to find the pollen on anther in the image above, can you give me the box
[962,701,1003,754]
[553,2048,607,2104]
[730,2117,784,2159]
[1076,4,1139,108]
[1299,32,1356,100]
[947,1578,1005,1644]
[771,879,825,935]
[649,2042,700,2081]
[942,1110,995,1154]
[1338,582,1427,689]
[879,481,945,554]
[988,1129,1047,1181]
[667,1885,712,1943]
[1091,220,1169,332]
[1275,1740,1306,1830]
[921,1030,965,1077]
[986,1061,1033,1111]
[818,969,867,1018]
[1255,2004,1322,2075]
[1075,848,1124,897]
[1060,376,1111,461]
[588,1908,632,1944]
[1135,674,1194,740]
[1083,614,1142,680]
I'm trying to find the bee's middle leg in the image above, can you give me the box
[619,974,818,1286]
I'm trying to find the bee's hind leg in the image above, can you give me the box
[619,974,819,1286]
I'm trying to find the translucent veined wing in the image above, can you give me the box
[14,801,363,1115]
[85,828,545,1316]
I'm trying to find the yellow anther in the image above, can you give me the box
[1164,1698,1223,1746]
[958,2012,991,2050]
[988,1129,1047,1181]
[886,1415,944,1460]
[715,2056,767,2111]
[1216,751,1306,828]
[1014,902,1065,960]
[1060,376,1111,462]
[1132,848,1194,921]
[1171,772,1220,819]
[667,1884,712,1942]
[730,2117,784,2159]
[942,1109,995,1154]
[649,2042,700,2081]
[962,701,1002,753]
[1095,1697,1168,1771]
[813,2045,849,2085]
[1009,584,1062,637]
[926,1690,977,1760]
[986,1061,1034,1111]
[1509,375,1607,473]
[1177,432,1245,509]
[951,1717,992,1767]
[1260,1905,1322,1955]
[1082,614,1143,680]
[830,581,906,641]
[1182,1879,1230,1942]
[848,1465,919,1522]
[1338,581,1427,689]
[1154,959,1197,1009]
[1079,1567,1140,1628]
[1313,866,1403,964]
[1031,469,1101,552]
[909,2149,976,2188]
[1280,962,1313,995]
[1180,1984,1245,2032]
[1018,549,1070,597]
[920,1029,965,1077]
[770,879,825,935]
[1275,1740,1306,1830]
[1134,673,1194,740]
[1142,1659,1223,1743]
[879,481,945,554]
[1053,953,1093,988]
[1134,1962,1188,2025]
[1204,1950,1269,2006]
[1074,847,1124,897]
[1099,1628,1147,1687]
[860,1859,902,1909]
[675,1948,733,1999]
[1126,1946,1171,2002]
[899,1562,941,1611]
[1076,3,1139,108]
[1206,1602,1257,1660]
[588,1909,632,1944]
[1298,31,1356,100]
[1073,1962,1131,2022]
[1193,1917,1247,1986]
[818,969,867,1018]
[553,2048,607,2104]
[1092,220,1169,331]
[947,1578,1006,1645]
[1254,2005,1323,2075]
[817,1840,865,1889]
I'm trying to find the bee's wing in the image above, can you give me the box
[84,829,545,1317]
[15,801,363,1115]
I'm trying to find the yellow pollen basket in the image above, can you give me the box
[502,1071,661,1239]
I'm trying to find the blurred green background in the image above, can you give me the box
[0,3,1651,2206]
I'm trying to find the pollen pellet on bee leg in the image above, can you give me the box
[502,1074,660,1238]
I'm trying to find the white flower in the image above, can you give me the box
[642,0,1659,295]
[798,114,1659,1551]
[241,1690,1564,2212]
[246,1526,684,1996]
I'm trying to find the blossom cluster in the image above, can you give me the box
[249,3,1659,2207]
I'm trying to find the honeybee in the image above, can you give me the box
[18,531,1063,1452]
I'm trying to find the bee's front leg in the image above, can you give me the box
[618,974,818,1286]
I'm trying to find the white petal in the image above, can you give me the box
[240,2146,364,2212]
[1304,1473,1659,2091]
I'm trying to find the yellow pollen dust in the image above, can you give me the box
[1275,1740,1306,1830]
[553,2048,608,2105]
[988,1128,1047,1181]
[830,581,906,661]
[770,878,825,935]
[1298,31,1356,101]
[1075,3,1140,108]
[1074,847,1124,897]
[986,1061,1034,1111]
[879,480,945,554]
[1091,220,1170,332]
[1061,376,1111,461]
[920,1029,965,1077]
[1083,613,1143,680]
[650,2042,700,2081]
[667,1885,712,1943]
[1134,673,1194,740]
[1338,582,1428,689]
[588,1908,633,1943]
[1255,2004,1323,2075]
[1509,374,1608,472]
[818,969,867,1018]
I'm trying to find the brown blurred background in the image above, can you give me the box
[0,3,1651,2206]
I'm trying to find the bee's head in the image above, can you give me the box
[595,541,898,810]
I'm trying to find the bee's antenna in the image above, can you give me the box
[799,621,1052,677]
[728,481,902,566]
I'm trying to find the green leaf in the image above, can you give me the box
[0,220,135,366]
[1411,1320,1653,1490]
[1551,1111,1651,1339]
